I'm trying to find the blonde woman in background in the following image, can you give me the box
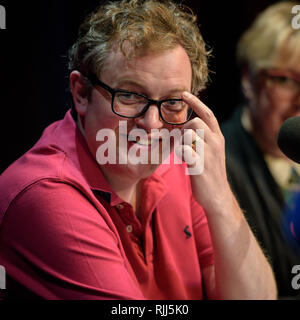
[222,1,300,299]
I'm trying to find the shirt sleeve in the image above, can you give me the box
[191,196,215,269]
[0,179,144,300]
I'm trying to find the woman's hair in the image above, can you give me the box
[237,1,300,74]
[68,0,211,95]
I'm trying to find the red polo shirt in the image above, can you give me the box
[0,110,214,300]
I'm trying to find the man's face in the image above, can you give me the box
[247,59,300,157]
[79,45,192,179]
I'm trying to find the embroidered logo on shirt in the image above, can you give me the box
[184,225,192,239]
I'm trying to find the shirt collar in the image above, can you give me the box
[52,110,123,205]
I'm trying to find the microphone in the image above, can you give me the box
[277,116,300,163]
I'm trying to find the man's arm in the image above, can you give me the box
[181,91,277,300]
[202,194,277,299]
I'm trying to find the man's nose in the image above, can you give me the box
[135,105,164,130]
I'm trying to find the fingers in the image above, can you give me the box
[181,116,210,139]
[182,128,204,147]
[174,129,205,176]
[182,91,221,134]
[178,128,204,159]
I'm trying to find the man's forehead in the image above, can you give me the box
[100,45,192,92]
[103,43,190,70]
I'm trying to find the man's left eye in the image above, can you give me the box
[167,100,181,106]
[163,100,184,110]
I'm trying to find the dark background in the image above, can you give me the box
[0,0,281,172]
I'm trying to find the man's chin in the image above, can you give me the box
[102,161,161,180]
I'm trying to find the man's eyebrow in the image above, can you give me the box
[115,79,189,95]
[115,80,146,91]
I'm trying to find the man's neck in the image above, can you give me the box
[76,115,146,218]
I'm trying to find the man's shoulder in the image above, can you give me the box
[1,144,85,214]
[0,113,92,220]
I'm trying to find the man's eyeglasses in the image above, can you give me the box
[261,69,300,94]
[87,73,193,125]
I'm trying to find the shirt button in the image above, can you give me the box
[126,225,133,233]
[116,204,124,210]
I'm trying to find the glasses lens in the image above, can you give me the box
[113,93,192,125]
[113,92,148,117]
[161,100,193,124]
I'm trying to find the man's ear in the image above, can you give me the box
[70,71,90,115]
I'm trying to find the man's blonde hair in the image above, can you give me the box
[69,0,210,95]
[237,1,300,73]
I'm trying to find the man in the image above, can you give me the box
[222,1,300,299]
[0,0,276,299]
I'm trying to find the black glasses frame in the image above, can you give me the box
[87,73,193,125]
